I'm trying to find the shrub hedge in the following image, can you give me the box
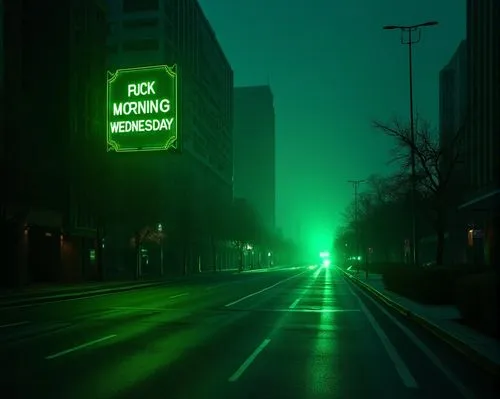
[382,265,467,305]
[455,272,499,339]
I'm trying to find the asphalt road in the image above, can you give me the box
[0,265,497,399]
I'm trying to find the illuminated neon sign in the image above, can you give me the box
[106,64,178,152]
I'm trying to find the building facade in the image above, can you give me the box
[105,0,235,275]
[434,40,468,265]
[439,40,468,197]
[2,0,107,287]
[459,0,500,266]
[439,40,467,152]
[233,85,276,233]
[106,0,233,187]
[0,0,5,179]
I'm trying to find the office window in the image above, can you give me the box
[123,39,159,52]
[123,18,158,30]
[123,0,159,13]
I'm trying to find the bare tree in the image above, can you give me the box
[338,173,412,264]
[373,117,464,265]
[228,198,261,271]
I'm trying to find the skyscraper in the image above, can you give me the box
[458,0,500,266]
[0,0,5,169]
[2,0,107,285]
[105,0,234,274]
[106,0,233,190]
[439,40,467,149]
[439,40,467,194]
[463,0,499,194]
[233,85,276,233]
[436,40,468,264]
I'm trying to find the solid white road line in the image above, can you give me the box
[169,293,189,299]
[289,298,301,309]
[225,271,307,307]
[45,334,117,360]
[355,285,475,399]
[345,282,419,389]
[0,321,29,328]
[228,338,271,382]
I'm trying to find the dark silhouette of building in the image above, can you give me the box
[439,40,467,164]
[0,1,5,185]
[434,40,468,264]
[233,85,276,233]
[2,0,107,286]
[107,0,233,187]
[104,0,235,275]
[459,0,500,266]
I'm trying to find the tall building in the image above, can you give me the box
[439,40,468,192]
[2,0,107,286]
[105,0,234,274]
[0,0,5,172]
[439,40,467,151]
[233,85,276,233]
[436,41,468,265]
[459,0,500,266]
[106,0,233,187]
[109,0,233,179]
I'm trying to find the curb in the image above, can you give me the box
[0,266,301,308]
[231,264,300,274]
[240,266,289,273]
[338,268,500,378]
[0,282,166,308]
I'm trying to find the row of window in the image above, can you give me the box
[121,0,178,18]
[107,14,231,119]
[107,18,161,37]
[110,1,233,167]
[123,17,158,29]
[107,38,159,53]
[123,0,159,13]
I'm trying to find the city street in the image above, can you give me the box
[0,266,497,399]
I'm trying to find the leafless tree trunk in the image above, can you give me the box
[373,117,464,266]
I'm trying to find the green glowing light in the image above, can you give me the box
[106,64,179,152]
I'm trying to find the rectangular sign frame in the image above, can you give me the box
[106,64,179,153]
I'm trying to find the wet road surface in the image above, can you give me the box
[0,266,497,398]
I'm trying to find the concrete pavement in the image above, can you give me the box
[0,265,497,398]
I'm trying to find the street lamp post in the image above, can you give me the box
[157,223,164,277]
[348,179,366,270]
[383,21,438,266]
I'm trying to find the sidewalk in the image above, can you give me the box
[0,280,160,297]
[0,279,168,308]
[339,268,500,377]
[0,264,296,307]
